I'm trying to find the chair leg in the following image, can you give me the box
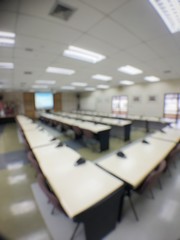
[128,193,139,221]
[149,188,154,199]
[167,167,172,177]
[51,206,55,215]
[173,160,177,169]
[70,223,80,240]
[158,178,162,190]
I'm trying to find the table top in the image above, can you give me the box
[24,129,58,149]
[40,113,111,133]
[150,127,180,143]
[33,144,124,218]
[97,137,176,188]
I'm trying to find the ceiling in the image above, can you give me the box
[0,0,180,92]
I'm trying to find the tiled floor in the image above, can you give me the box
[0,122,179,240]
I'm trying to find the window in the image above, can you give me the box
[164,93,180,120]
[112,96,128,116]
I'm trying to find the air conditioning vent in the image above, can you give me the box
[50,1,76,21]
[24,71,32,75]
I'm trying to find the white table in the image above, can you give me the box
[97,137,176,189]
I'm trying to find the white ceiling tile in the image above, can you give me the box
[20,0,104,32]
[0,0,19,11]
[146,36,180,58]
[0,48,13,58]
[0,0,179,89]
[111,0,171,41]
[81,0,129,14]
[126,43,160,62]
[88,18,141,49]
[16,14,82,44]
[72,34,118,56]
[0,12,17,32]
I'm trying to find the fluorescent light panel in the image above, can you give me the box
[85,87,95,91]
[46,67,75,75]
[36,80,56,85]
[144,76,160,82]
[97,84,109,89]
[71,82,87,87]
[92,74,112,81]
[149,0,180,34]
[0,31,15,38]
[118,65,143,75]
[63,45,106,63]
[119,80,134,85]
[0,62,14,69]
[0,38,15,44]
[61,86,75,90]
[32,85,48,89]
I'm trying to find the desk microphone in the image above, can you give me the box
[160,129,166,133]
[56,142,64,148]
[74,158,86,166]
[117,151,126,158]
[51,137,57,141]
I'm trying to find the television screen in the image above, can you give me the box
[35,92,54,110]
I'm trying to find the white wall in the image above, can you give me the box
[62,93,78,112]
[80,80,180,117]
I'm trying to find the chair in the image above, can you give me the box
[127,160,167,221]
[37,173,80,240]
[62,124,74,138]
[72,126,82,139]
[82,129,100,152]
[166,144,180,176]
[37,173,64,214]
[27,151,41,176]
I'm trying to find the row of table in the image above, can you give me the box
[39,113,112,151]
[72,110,174,133]
[16,115,180,240]
[53,111,132,141]
[16,115,124,240]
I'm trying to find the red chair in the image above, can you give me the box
[128,160,167,221]
[27,151,41,176]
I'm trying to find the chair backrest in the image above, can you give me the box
[27,151,41,174]
[166,146,179,165]
[72,126,82,136]
[83,129,94,139]
[37,174,65,214]
[137,160,166,194]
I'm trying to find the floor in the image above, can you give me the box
[0,122,179,240]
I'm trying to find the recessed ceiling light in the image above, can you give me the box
[71,82,87,87]
[0,62,14,69]
[0,38,15,45]
[97,84,109,89]
[144,76,160,82]
[63,45,106,63]
[0,31,16,38]
[119,80,134,85]
[149,0,180,34]
[85,87,95,91]
[24,71,32,75]
[46,67,75,75]
[61,86,75,90]
[92,74,112,81]
[32,85,48,89]
[36,80,56,85]
[118,65,143,75]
